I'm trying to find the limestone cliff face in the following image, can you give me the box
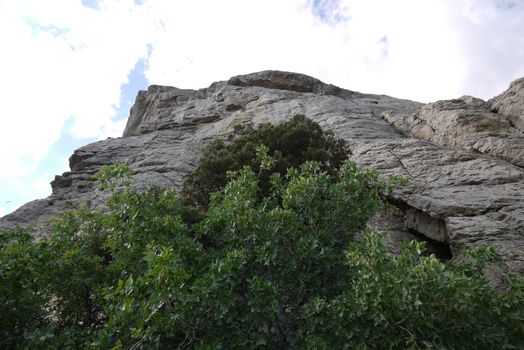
[1,70,523,276]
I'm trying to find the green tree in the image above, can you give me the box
[1,121,523,349]
[180,114,349,210]
[301,233,524,349]
[96,160,403,349]
[96,160,523,349]
[0,228,47,348]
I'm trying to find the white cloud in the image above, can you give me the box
[444,0,524,98]
[1,0,524,216]
[142,0,524,101]
[0,0,156,215]
[0,1,155,168]
[140,0,467,101]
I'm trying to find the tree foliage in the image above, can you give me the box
[180,114,349,210]
[1,119,523,349]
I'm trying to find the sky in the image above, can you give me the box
[1,0,524,217]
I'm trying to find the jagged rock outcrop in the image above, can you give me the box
[1,70,523,279]
[489,77,524,132]
[384,96,524,167]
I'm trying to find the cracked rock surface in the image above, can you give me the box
[489,77,524,132]
[1,70,523,278]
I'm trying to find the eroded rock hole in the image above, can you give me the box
[408,229,452,261]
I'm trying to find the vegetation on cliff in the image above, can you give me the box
[1,117,523,349]
[181,114,349,210]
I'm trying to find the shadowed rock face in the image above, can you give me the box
[1,70,523,278]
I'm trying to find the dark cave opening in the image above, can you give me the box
[408,229,453,261]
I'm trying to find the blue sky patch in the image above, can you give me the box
[112,55,150,122]
[38,116,96,173]
[0,116,96,216]
[23,17,70,38]
[378,35,389,58]
[311,0,350,25]
[81,0,101,10]
[496,0,516,10]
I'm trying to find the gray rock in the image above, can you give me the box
[1,70,523,281]
[386,97,524,167]
[489,77,524,132]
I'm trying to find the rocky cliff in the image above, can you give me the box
[1,70,523,277]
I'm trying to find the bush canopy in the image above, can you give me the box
[180,114,349,210]
[1,117,523,349]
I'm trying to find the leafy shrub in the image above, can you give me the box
[94,159,404,349]
[180,114,349,210]
[95,162,523,350]
[1,121,523,349]
[301,233,524,349]
[0,228,47,348]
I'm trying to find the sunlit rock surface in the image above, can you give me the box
[2,70,523,278]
